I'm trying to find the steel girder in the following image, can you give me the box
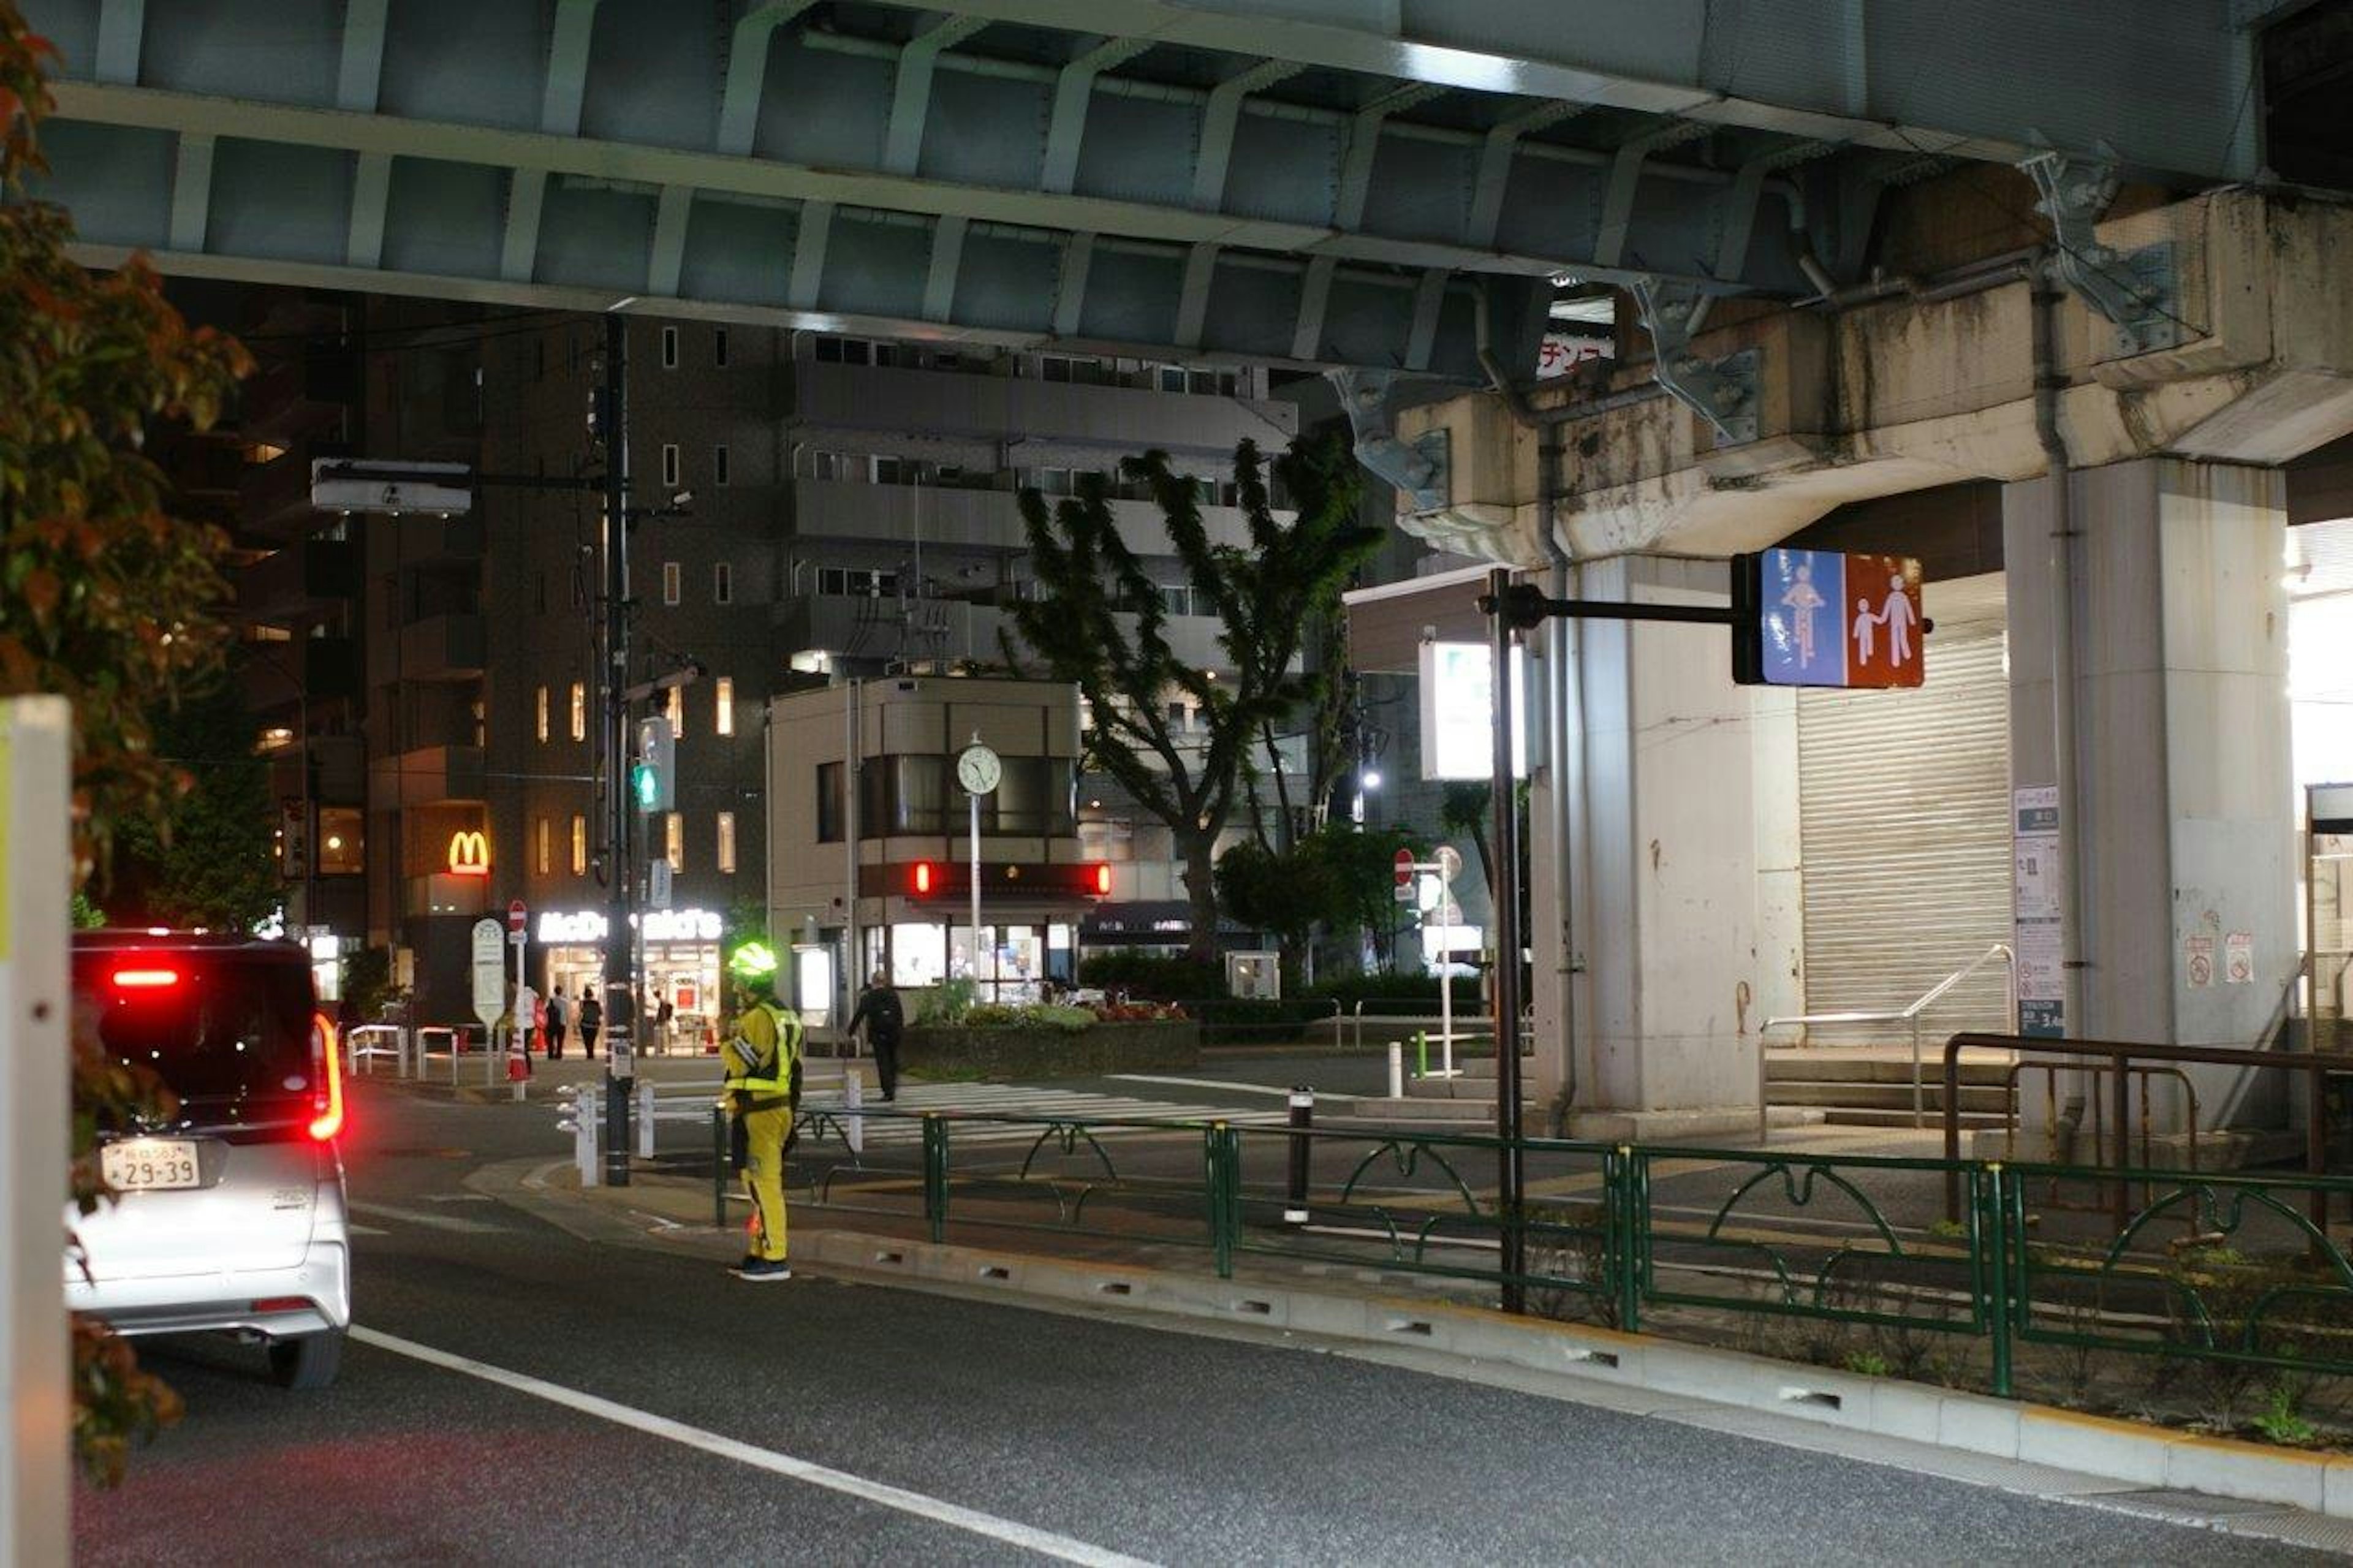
[25,1,2254,377]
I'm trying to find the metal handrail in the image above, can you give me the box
[1760,943,2015,1130]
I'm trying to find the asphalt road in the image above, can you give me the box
[73,1076,2337,1566]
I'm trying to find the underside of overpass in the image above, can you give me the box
[18,0,2287,396]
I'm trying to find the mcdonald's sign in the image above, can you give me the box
[446,830,491,877]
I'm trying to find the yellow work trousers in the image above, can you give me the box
[740,1099,792,1263]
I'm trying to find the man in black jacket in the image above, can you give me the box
[844,969,904,1101]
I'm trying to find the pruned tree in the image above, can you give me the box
[106,669,279,933]
[1006,436,1376,963]
[2,4,251,1486]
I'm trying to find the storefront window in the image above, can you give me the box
[888,923,947,988]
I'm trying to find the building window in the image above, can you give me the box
[713,444,730,486]
[665,684,684,740]
[1157,364,1186,393]
[536,685,549,742]
[663,561,681,606]
[569,683,586,741]
[536,816,551,875]
[713,327,729,368]
[664,812,684,872]
[816,762,843,843]
[716,811,736,874]
[873,455,903,485]
[661,325,678,369]
[817,566,898,597]
[570,814,587,876]
[714,676,734,737]
[1034,467,1072,497]
[661,443,680,488]
[714,562,733,605]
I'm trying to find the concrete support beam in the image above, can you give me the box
[788,199,833,308]
[346,152,391,269]
[1556,555,1767,1139]
[923,214,968,323]
[648,183,693,297]
[1397,189,2353,567]
[2004,460,2295,1088]
[885,16,990,176]
[1191,59,1302,212]
[499,169,548,284]
[166,131,213,254]
[336,0,391,112]
[93,0,145,86]
[718,1,819,157]
[1040,38,1150,195]
[1174,241,1216,349]
[1469,100,1583,250]
[539,0,602,137]
[1051,230,1094,336]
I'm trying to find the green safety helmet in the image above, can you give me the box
[727,940,780,983]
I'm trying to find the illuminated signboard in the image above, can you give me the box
[1417,641,1528,781]
[537,908,724,944]
[446,830,491,877]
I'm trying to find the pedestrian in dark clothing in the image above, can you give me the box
[845,969,905,1100]
[578,991,602,1059]
[546,986,569,1059]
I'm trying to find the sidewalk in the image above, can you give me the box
[465,1146,2353,1551]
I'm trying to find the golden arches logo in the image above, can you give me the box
[447,830,491,877]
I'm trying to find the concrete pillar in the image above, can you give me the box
[1547,556,1769,1140]
[2004,458,2295,1123]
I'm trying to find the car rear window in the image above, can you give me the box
[72,952,316,1130]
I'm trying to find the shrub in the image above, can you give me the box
[1078,950,1224,1000]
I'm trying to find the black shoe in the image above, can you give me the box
[731,1258,792,1281]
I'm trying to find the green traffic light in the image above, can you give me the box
[632,764,658,808]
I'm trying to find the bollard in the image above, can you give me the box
[1388,1040,1404,1099]
[564,1089,600,1188]
[844,1071,865,1156]
[1284,1088,1313,1224]
[635,1078,657,1159]
[710,1104,729,1229]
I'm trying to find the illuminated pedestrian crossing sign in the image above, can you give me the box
[1732,548,1925,689]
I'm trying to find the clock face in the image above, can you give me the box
[957,744,1002,795]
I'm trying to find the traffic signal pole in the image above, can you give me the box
[601,312,634,1186]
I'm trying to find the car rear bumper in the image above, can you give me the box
[69,1240,350,1341]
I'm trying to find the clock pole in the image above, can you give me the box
[967,731,983,995]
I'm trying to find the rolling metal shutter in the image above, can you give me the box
[1797,627,2013,1042]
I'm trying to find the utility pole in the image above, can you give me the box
[1485,567,1526,1312]
[600,312,634,1186]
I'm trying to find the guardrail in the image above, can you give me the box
[343,1023,411,1078]
[587,1091,2353,1401]
[1762,942,2016,1129]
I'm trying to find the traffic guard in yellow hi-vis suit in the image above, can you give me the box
[721,942,802,1281]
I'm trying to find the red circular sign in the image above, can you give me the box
[1392,848,1415,885]
[507,900,528,934]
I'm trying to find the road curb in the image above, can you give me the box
[794,1229,2350,1521]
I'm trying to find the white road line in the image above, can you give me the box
[349,1200,508,1235]
[1106,1075,1347,1102]
[349,1327,1155,1567]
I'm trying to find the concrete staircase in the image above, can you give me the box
[1765,1046,2017,1129]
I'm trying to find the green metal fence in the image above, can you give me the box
[781,1105,2353,1399]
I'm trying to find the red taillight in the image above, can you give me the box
[308,1012,344,1142]
[251,1297,312,1314]
[912,861,935,895]
[111,967,181,988]
[1089,863,1112,896]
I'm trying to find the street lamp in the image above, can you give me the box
[244,642,315,939]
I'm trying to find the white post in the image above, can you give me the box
[635,1079,656,1159]
[844,1071,865,1156]
[1441,956,1455,1079]
[1388,1039,1404,1100]
[969,786,983,998]
[1,697,72,1568]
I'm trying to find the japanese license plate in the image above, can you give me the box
[102,1139,202,1192]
